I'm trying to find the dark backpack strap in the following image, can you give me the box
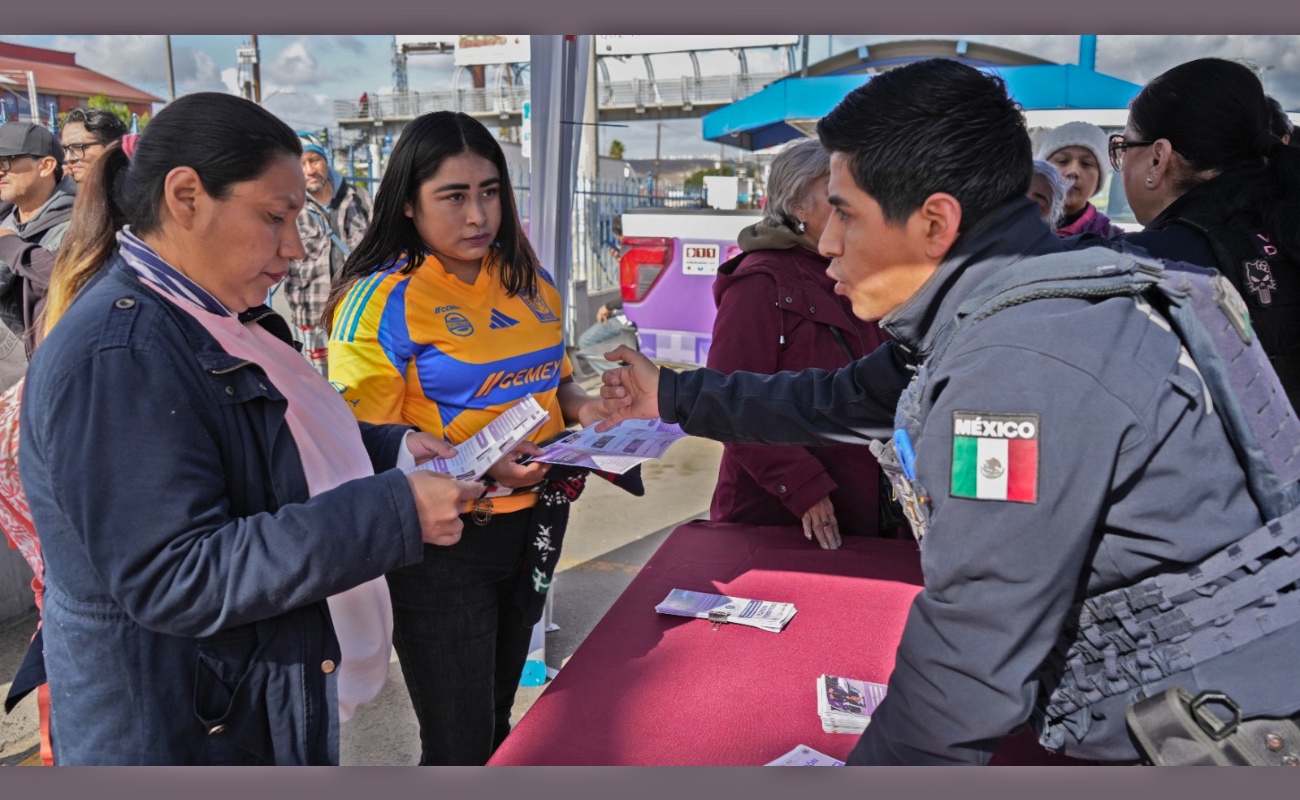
[924,248,1163,368]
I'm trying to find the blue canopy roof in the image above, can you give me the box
[703,64,1143,151]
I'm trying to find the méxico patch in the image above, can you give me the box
[950,411,1039,503]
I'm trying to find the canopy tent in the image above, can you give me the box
[702,63,1144,151]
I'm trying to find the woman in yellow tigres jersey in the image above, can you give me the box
[323,111,605,766]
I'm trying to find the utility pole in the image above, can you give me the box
[165,35,176,103]
[250,35,263,104]
[25,71,37,122]
[653,120,661,188]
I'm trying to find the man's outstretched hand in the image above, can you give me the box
[595,345,663,432]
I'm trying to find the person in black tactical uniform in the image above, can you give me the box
[595,58,1300,766]
[1115,59,1300,412]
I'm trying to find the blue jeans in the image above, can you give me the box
[384,509,535,766]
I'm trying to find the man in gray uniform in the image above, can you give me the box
[596,59,1300,764]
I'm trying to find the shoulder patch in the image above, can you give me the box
[1214,273,1252,344]
[1243,259,1277,305]
[950,411,1039,503]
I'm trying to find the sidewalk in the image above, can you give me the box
[0,608,38,765]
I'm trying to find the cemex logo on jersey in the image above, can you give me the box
[474,359,563,399]
[950,411,1039,503]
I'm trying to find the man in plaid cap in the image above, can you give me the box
[282,131,372,377]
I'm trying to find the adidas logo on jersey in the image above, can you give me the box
[489,309,520,329]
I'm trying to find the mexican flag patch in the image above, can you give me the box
[950,412,1039,503]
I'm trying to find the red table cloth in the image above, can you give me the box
[489,520,1087,766]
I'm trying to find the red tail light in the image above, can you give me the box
[619,237,673,303]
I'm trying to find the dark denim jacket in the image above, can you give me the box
[20,256,424,765]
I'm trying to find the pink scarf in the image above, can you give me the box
[147,284,393,724]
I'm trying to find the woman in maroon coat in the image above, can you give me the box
[706,137,898,549]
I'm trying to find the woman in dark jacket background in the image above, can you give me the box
[706,136,897,549]
[1113,58,1300,409]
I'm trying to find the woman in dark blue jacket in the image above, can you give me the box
[18,93,482,765]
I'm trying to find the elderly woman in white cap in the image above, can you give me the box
[1036,120,1123,237]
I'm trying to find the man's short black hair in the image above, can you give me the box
[816,58,1032,232]
[64,107,129,145]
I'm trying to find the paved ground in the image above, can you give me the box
[0,368,723,766]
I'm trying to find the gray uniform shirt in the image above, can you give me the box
[662,198,1287,764]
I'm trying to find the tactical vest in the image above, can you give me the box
[870,245,1300,753]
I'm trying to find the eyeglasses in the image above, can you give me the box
[0,154,40,172]
[1108,134,1156,171]
[61,141,104,160]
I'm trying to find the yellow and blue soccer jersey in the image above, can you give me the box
[328,252,573,513]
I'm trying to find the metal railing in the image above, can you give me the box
[507,169,705,293]
[570,176,705,292]
[332,72,786,121]
[337,168,704,295]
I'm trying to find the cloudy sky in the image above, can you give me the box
[6,34,1299,159]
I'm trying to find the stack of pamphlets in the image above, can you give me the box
[531,418,686,474]
[765,745,844,766]
[654,589,796,633]
[404,395,549,481]
[817,674,888,734]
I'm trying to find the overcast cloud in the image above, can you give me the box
[9,34,1300,159]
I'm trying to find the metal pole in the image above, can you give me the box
[653,121,661,187]
[165,35,176,102]
[26,71,37,122]
[801,35,809,77]
[251,35,262,105]
[1077,35,1097,71]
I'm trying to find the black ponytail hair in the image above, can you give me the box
[1129,58,1300,262]
[42,93,300,339]
[115,92,301,236]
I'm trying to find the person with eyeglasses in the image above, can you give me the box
[1034,121,1124,239]
[59,107,127,185]
[0,121,76,372]
[1110,58,1300,411]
